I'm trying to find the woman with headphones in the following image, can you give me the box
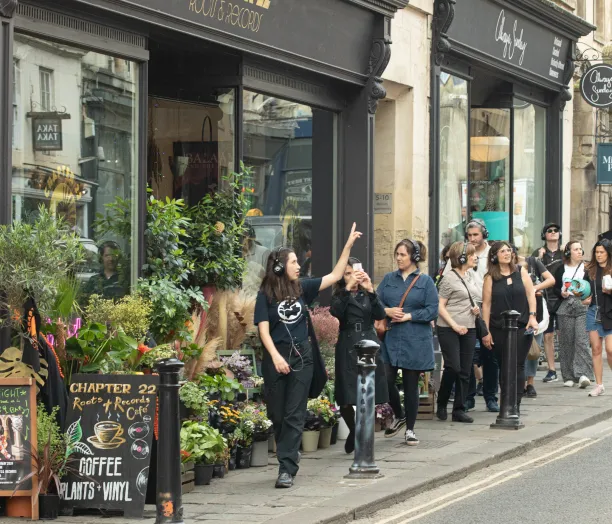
[436,241,480,423]
[583,239,612,397]
[552,240,594,389]
[377,239,438,445]
[481,242,539,415]
[254,223,361,489]
[330,257,388,454]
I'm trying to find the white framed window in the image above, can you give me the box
[39,67,53,111]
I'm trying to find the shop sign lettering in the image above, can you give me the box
[495,10,527,66]
[33,117,62,151]
[581,64,612,109]
[188,0,271,33]
[597,144,612,185]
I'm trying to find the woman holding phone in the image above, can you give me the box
[330,258,388,454]
[482,242,538,414]
[254,224,361,489]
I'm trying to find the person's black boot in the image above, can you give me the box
[436,405,448,421]
[452,411,473,423]
[344,431,355,454]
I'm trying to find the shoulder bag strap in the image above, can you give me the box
[451,269,476,308]
[399,274,421,308]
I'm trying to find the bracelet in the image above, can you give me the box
[529,312,537,316]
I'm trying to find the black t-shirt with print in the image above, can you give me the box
[254,278,322,346]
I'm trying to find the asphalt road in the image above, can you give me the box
[362,420,612,524]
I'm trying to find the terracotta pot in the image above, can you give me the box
[301,430,320,452]
[318,426,332,449]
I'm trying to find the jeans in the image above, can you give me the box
[385,365,421,432]
[437,327,476,413]
[524,333,543,379]
[467,340,499,403]
[263,342,314,476]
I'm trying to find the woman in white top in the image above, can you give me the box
[436,242,480,423]
[552,241,594,388]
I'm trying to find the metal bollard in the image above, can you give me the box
[155,358,185,523]
[345,339,384,479]
[490,310,524,430]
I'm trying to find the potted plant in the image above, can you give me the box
[233,416,254,469]
[196,372,244,403]
[308,397,335,449]
[180,421,227,486]
[302,409,321,453]
[375,403,394,432]
[241,404,272,467]
[179,381,209,420]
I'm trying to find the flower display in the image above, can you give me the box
[309,306,339,355]
[220,351,254,383]
[307,397,336,427]
[241,403,273,441]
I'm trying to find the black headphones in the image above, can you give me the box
[465,219,489,240]
[458,242,468,265]
[563,241,584,259]
[541,223,562,242]
[406,239,421,263]
[272,249,285,276]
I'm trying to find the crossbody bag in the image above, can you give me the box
[374,274,421,341]
[451,270,489,341]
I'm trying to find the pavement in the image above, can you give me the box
[47,371,612,524]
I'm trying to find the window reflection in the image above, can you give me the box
[11,34,138,299]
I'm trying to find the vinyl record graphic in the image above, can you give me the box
[136,467,149,496]
[128,422,150,440]
[131,439,150,460]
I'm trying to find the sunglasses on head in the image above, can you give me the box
[597,239,612,248]
[546,228,559,234]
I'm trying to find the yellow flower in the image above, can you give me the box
[214,221,225,235]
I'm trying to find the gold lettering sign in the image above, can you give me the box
[187,0,270,33]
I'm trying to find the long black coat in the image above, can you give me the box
[330,289,389,406]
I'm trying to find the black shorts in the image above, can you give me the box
[544,312,557,334]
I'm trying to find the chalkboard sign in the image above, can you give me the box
[0,378,38,520]
[61,375,158,518]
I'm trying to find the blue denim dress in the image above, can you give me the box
[377,270,438,371]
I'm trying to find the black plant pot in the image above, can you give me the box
[194,464,214,486]
[228,445,237,471]
[330,423,339,445]
[236,445,253,469]
[39,494,60,520]
[212,463,226,479]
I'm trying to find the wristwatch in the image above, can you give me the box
[529,312,537,316]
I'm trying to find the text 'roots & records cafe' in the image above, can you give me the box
[0,0,408,287]
[429,0,594,272]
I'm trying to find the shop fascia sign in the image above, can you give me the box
[597,143,612,185]
[580,64,612,108]
[33,117,63,151]
[446,0,570,86]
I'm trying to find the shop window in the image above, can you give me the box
[513,100,546,256]
[11,33,139,300]
[469,109,511,242]
[12,59,20,149]
[438,73,469,256]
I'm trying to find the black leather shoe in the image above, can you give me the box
[452,411,473,423]
[275,472,293,488]
[436,405,448,421]
[344,431,355,454]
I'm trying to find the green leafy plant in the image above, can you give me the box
[179,381,209,419]
[138,343,176,370]
[180,421,227,465]
[85,293,152,341]
[185,165,251,290]
[0,206,85,332]
[37,405,66,458]
[196,372,244,402]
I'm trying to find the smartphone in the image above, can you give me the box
[353,263,363,272]
[524,327,535,336]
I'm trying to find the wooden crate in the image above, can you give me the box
[417,391,435,420]
[182,462,195,494]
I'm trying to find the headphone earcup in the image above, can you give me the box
[273,261,285,276]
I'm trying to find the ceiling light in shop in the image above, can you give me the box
[470,136,510,163]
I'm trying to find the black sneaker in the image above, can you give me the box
[436,405,448,421]
[275,472,293,488]
[344,431,355,454]
[452,411,474,423]
[486,399,500,412]
[465,398,475,411]
[384,417,406,438]
[543,370,558,383]
[525,384,537,398]
[476,380,484,396]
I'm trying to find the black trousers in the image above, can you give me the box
[437,327,476,413]
[385,365,421,432]
[490,326,532,406]
[262,341,313,477]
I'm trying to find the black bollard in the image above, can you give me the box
[490,310,524,430]
[345,339,383,479]
[155,358,185,523]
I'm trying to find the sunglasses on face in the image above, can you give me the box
[546,228,559,234]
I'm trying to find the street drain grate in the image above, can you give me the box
[393,440,455,449]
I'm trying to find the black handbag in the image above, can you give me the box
[305,309,328,398]
[452,270,489,341]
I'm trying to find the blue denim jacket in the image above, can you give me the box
[377,269,438,370]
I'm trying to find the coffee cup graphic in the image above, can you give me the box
[88,421,126,450]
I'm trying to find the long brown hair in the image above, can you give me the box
[486,241,515,281]
[586,239,612,279]
[260,248,302,303]
[332,257,361,295]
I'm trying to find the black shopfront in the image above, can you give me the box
[429,0,594,273]
[0,0,407,291]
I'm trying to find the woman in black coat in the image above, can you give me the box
[330,257,388,454]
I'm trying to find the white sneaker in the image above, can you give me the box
[589,384,605,397]
[579,376,591,389]
[564,380,575,387]
[405,430,419,446]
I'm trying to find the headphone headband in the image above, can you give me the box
[406,238,421,263]
[465,219,489,240]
